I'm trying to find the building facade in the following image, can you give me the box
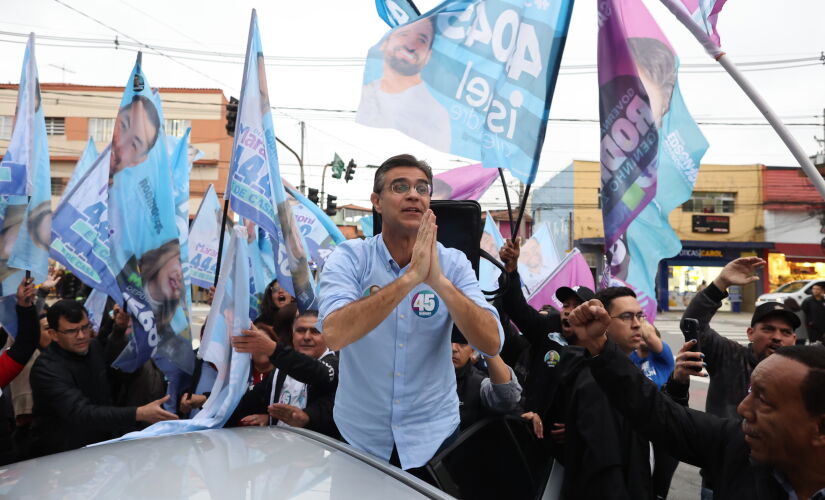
[762,166,825,293]
[0,83,232,215]
[533,160,770,312]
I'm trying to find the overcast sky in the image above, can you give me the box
[1,0,823,208]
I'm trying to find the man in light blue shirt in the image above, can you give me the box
[318,154,504,473]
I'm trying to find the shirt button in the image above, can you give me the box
[395,372,401,377]
[394,399,400,404]
[400,314,405,319]
[398,343,404,348]
[392,425,399,430]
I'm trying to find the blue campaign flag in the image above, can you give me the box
[360,215,374,238]
[357,0,575,184]
[0,34,39,196]
[284,184,345,274]
[62,138,98,195]
[478,211,504,292]
[624,81,708,316]
[0,34,52,284]
[225,10,318,311]
[375,0,420,27]
[188,184,225,289]
[49,145,121,302]
[168,128,194,323]
[102,226,252,442]
[107,55,194,375]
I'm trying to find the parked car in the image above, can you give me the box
[0,427,453,499]
[755,279,825,307]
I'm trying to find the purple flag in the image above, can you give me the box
[527,249,594,311]
[432,163,498,201]
[660,0,727,57]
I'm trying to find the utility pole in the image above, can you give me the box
[320,162,330,211]
[299,121,306,194]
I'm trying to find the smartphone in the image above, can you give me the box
[679,317,702,372]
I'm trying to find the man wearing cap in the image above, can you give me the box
[498,239,595,428]
[681,257,799,421]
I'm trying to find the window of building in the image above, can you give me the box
[165,119,191,138]
[682,192,736,213]
[88,118,115,142]
[50,177,64,196]
[44,117,65,136]
[0,116,13,140]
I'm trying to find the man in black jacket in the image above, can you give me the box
[497,239,593,436]
[570,298,825,500]
[801,282,825,344]
[230,310,339,437]
[29,300,178,457]
[683,257,799,421]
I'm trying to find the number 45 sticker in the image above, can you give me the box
[412,291,439,318]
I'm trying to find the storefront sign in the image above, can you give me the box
[678,248,724,258]
[692,215,730,234]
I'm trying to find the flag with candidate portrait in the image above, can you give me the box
[50,145,121,302]
[376,0,420,27]
[478,212,504,292]
[283,183,345,274]
[225,10,318,312]
[0,34,40,197]
[100,226,252,442]
[599,0,708,321]
[0,34,52,286]
[106,55,194,375]
[357,0,575,185]
[660,0,727,57]
[517,222,560,297]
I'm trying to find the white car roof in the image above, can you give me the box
[0,427,454,499]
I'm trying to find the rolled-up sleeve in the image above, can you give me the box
[318,241,363,332]
[480,365,522,412]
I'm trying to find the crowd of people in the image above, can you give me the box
[0,154,823,499]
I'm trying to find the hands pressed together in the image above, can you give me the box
[407,210,445,288]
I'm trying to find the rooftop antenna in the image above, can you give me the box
[48,63,76,83]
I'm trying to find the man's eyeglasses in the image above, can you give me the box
[389,181,432,196]
[56,324,94,336]
[611,312,646,323]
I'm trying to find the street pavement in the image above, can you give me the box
[654,310,753,500]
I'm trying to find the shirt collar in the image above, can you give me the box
[375,233,401,273]
[773,469,825,500]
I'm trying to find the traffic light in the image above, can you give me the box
[331,153,345,179]
[344,159,356,183]
[325,195,338,216]
[307,188,320,205]
[225,96,239,136]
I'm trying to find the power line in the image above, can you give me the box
[1,28,822,73]
[50,0,234,88]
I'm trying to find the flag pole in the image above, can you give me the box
[497,168,514,237]
[512,184,531,241]
[715,54,825,200]
[658,0,825,200]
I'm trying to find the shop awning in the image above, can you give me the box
[772,242,825,262]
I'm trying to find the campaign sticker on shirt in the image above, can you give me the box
[411,290,439,318]
[544,350,560,367]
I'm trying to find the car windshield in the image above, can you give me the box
[775,281,808,293]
